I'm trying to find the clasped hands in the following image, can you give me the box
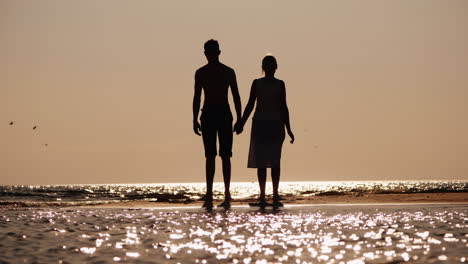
[195,119,294,144]
[233,120,244,135]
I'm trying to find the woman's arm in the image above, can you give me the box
[281,81,295,143]
[235,80,257,134]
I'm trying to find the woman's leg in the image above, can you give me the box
[257,168,267,201]
[272,167,282,206]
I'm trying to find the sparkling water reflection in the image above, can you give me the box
[0,204,466,263]
[1,180,466,206]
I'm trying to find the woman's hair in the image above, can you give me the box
[262,55,277,73]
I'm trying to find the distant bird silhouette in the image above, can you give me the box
[32,126,37,130]
[9,121,14,125]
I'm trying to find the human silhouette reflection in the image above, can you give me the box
[236,55,295,208]
[193,39,242,209]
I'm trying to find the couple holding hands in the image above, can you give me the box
[193,39,295,209]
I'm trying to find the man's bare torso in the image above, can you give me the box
[195,62,235,106]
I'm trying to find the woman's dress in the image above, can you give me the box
[247,78,285,168]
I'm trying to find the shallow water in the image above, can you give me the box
[1,180,466,207]
[1,204,467,263]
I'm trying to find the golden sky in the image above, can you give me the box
[2,0,468,184]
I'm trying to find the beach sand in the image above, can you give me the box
[86,192,468,208]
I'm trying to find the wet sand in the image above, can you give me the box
[86,192,468,208]
[2,202,467,263]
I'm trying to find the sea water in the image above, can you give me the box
[0,180,466,207]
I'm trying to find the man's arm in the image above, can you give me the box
[230,69,242,122]
[193,71,202,136]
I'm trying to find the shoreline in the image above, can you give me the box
[85,192,468,208]
[1,192,466,209]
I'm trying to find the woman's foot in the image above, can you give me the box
[248,199,269,208]
[273,196,284,208]
[272,200,284,208]
[218,199,231,209]
[218,194,232,209]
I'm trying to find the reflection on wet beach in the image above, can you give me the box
[1,204,466,263]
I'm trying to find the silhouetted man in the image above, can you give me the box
[193,39,242,209]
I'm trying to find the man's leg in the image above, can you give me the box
[218,116,233,207]
[205,156,215,198]
[221,157,231,199]
[216,157,231,208]
[201,116,216,208]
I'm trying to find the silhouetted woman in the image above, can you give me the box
[236,55,295,207]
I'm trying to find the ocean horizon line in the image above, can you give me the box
[2,179,467,187]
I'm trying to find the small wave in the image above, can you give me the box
[0,200,123,208]
[0,181,466,207]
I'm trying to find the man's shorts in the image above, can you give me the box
[200,104,233,158]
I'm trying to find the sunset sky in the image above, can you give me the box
[2,0,467,184]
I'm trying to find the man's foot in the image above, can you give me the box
[202,200,213,208]
[273,200,284,208]
[217,200,231,209]
[201,194,213,208]
[199,193,214,201]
